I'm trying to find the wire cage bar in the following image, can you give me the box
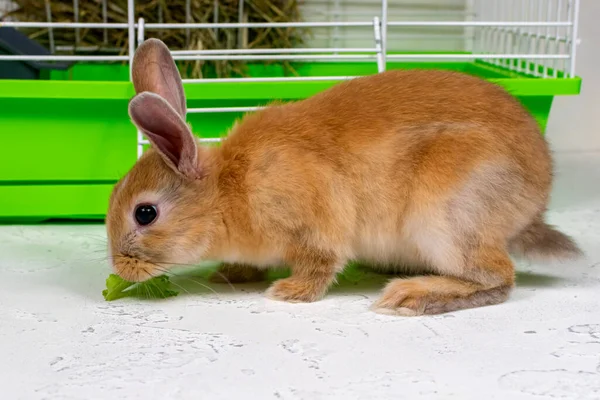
[0,0,581,157]
[0,1,580,74]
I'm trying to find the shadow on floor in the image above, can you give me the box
[515,270,564,288]
[162,263,391,298]
[165,264,565,299]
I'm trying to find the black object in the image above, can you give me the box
[0,27,73,79]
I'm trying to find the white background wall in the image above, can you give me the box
[545,0,600,152]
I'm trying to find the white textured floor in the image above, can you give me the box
[1,152,600,400]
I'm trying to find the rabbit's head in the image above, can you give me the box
[106,38,221,282]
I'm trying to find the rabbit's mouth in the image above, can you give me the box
[111,253,162,283]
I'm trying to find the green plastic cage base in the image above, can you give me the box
[0,60,582,222]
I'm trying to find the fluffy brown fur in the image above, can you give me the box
[106,38,583,316]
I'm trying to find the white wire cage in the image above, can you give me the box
[0,0,581,157]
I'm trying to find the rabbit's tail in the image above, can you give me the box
[508,214,582,261]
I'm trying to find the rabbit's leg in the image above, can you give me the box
[372,244,514,316]
[266,249,342,303]
[209,263,266,284]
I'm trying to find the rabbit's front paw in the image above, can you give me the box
[265,277,327,303]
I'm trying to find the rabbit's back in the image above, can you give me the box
[225,69,549,173]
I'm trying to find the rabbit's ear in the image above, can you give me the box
[131,38,186,118]
[129,92,201,179]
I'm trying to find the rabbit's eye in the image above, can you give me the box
[135,204,158,226]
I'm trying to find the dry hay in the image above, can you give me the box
[4,0,306,77]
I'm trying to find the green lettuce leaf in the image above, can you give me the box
[102,274,179,301]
